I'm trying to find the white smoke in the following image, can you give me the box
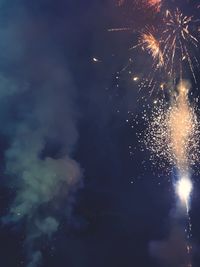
[0,2,82,267]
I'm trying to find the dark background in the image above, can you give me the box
[0,1,200,266]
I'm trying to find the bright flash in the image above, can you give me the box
[133,76,139,81]
[176,176,192,211]
[93,57,99,62]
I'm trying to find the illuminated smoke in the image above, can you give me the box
[162,9,198,81]
[0,3,82,267]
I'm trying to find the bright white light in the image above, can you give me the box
[176,176,192,211]
[133,76,139,82]
[93,57,99,62]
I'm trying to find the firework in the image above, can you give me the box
[162,9,199,81]
[134,28,164,67]
[111,2,199,265]
[111,4,199,94]
[144,81,200,172]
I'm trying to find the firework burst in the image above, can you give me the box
[144,81,200,173]
[132,28,164,67]
[111,2,200,95]
[162,9,199,81]
[137,8,199,93]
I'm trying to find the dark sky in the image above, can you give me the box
[0,0,200,267]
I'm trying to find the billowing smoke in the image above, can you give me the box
[149,208,192,267]
[150,225,189,267]
[149,191,193,267]
[0,1,82,266]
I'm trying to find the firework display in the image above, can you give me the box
[144,81,200,173]
[112,1,199,92]
[113,0,200,191]
[112,1,200,266]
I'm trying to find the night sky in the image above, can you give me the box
[1,1,200,267]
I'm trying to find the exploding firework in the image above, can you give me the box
[111,3,200,94]
[111,2,200,265]
[136,8,199,92]
[132,28,164,67]
[162,9,199,81]
[148,0,161,5]
[144,81,200,172]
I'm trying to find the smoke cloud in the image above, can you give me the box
[150,225,189,266]
[149,204,192,267]
[0,1,82,266]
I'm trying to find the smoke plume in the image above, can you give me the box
[0,1,82,266]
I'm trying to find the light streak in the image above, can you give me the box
[108,27,132,32]
[162,9,199,82]
[135,28,164,67]
[133,76,139,81]
[93,57,100,62]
